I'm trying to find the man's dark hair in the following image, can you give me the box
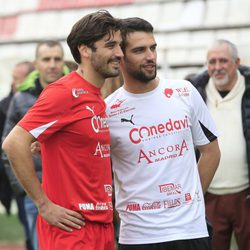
[35,40,64,59]
[120,17,154,52]
[67,10,121,64]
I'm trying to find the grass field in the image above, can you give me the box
[0,213,24,242]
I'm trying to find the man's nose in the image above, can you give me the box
[214,60,223,70]
[48,59,57,67]
[146,49,155,60]
[115,46,124,59]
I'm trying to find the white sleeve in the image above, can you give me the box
[189,83,218,146]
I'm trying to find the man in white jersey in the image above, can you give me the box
[105,17,221,250]
[2,11,123,250]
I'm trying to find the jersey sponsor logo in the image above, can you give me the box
[195,190,202,201]
[159,183,182,195]
[175,87,190,96]
[108,107,136,117]
[129,116,189,144]
[96,202,109,210]
[84,105,109,133]
[138,139,189,164]
[79,203,95,210]
[94,142,110,158]
[104,184,112,196]
[164,88,173,98]
[91,116,109,133]
[126,202,141,211]
[86,105,95,115]
[184,193,192,202]
[142,201,161,210]
[72,88,88,98]
[78,202,112,211]
[111,98,126,109]
[163,198,181,208]
[121,114,135,125]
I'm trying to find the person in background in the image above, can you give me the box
[2,40,66,250]
[105,17,220,250]
[2,10,123,250]
[190,39,250,250]
[0,61,35,250]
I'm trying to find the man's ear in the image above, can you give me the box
[236,57,240,66]
[78,44,92,58]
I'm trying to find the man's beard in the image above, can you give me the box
[131,66,157,83]
[212,70,229,86]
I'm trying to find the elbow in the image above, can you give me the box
[2,136,13,156]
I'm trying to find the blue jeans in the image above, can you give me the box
[24,196,39,250]
[16,196,33,250]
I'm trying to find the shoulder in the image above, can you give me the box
[10,91,35,106]
[105,86,123,104]
[41,76,72,97]
[239,65,250,77]
[189,71,209,87]
[159,78,196,94]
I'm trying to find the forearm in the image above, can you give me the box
[2,125,47,208]
[197,139,220,194]
[3,125,85,232]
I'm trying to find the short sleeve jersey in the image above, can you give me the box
[19,72,113,223]
[105,79,218,244]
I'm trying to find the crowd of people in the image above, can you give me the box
[0,9,249,250]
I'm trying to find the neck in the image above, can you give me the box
[39,79,48,89]
[76,67,104,89]
[123,77,159,94]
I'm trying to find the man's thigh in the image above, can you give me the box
[119,237,211,250]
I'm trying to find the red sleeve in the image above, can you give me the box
[18,83,72,142]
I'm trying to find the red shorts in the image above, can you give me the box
[37,217,114,250]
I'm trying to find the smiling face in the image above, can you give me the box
[122,31,157,83]
[207,43,240,91]
[89,30,123,79]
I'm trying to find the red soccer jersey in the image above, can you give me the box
[19,72,113,223]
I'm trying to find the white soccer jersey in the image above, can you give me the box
[105,79,218,244]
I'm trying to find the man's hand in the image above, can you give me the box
[38,199,85,232]
[31,141,41,156]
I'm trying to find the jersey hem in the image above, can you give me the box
[118,232,209,245]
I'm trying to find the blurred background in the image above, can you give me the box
[1,0,250,98]
[0,0,248,249]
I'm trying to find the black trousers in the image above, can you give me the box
[119,237,211,250]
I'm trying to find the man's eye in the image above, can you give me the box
[220,59,228,64]
[208,59,228,65]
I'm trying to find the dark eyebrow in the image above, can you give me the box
[104,40,116,47]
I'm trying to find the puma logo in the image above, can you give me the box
[121,115,135,125]
[86,105,95,115]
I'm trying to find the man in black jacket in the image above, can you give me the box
[1,40,66,250]
[0,61,35,250]
[190,39,250,250]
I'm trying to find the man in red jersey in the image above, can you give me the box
[2,10,123,250]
